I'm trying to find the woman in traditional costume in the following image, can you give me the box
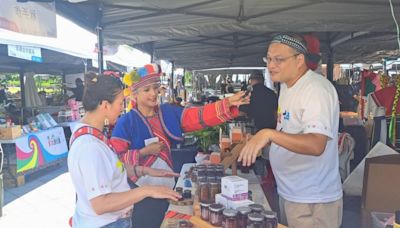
[110,64,249,227]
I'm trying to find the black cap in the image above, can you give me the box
[249,70,264,80]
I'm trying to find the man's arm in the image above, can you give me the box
[238,129,328,166]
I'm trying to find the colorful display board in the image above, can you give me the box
[16,127,68,173]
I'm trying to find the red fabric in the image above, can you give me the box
[182,99,239,132]
[304,35,320,54]
[142,116,173,169]
[303,34,320,70]
[372,86,400,115]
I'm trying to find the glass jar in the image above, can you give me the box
[183,189,192,199]
[247,213,265,228]
[222,209,238,228]
[178,220,193,228]
[209,203,225,226]
[200,201,211,221]
[215,164,225,177]
[237,206,251,228]
[207,176,217,183]
[175,187,183,195]
[197,167,207,177]
[263,211,278,228]
[209,181,220,202]
[249,204,264,214]
[207,166,216,176]
[199,180,209,202]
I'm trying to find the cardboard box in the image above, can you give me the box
[0,126,22,139]
[221,176,248,200]
[361,154,400,228]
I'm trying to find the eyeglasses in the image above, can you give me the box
[263,53,300,65]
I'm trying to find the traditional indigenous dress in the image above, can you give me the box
[110,99,239,188]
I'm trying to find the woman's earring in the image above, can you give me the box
[103,118,110,136]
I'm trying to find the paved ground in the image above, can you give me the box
[1,161,75,228]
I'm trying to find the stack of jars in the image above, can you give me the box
[194,164,224,202]
[200,202,278,228]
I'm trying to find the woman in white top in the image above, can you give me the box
[68,72,180,228]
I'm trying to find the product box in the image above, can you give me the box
[0,126,22,139]
[227,199,254,210]
[221,176,248,201]
[216,193,254,210]
[215,193,228,208]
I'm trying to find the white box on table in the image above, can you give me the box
[221,176,248,201]
[227,199,254,210]
[215,193,228,208]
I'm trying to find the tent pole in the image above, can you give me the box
[383,58,388,75]
[327,51,334,82]
[171,60,175,101]
[96,2,104,74]
[62,71,67,96]
[19,69,25,124]
[150,42,155,63]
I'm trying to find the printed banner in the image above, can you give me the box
[16,127,68,173]
[0,0,57,37]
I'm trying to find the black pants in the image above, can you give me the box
[128,180,170,228]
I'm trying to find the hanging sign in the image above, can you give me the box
[8,44,43,62]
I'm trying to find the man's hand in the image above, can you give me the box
[238,129,273,166]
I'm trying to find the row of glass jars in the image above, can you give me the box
[200,202,278,228]
[191,164,225,183]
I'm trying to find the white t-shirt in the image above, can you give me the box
[270,70,343,203]
[68,123,132,227]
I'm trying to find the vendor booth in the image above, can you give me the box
[0,126,68,186]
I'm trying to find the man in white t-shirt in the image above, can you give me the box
[239,34,342,228]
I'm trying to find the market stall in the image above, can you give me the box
[1,125,68,186]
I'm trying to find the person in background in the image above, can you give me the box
[240,80,248,91]
[66,78,85,101]
[68,72,181,228]
[0,84,8,104]
[239,70,278,176]
[220,78,227,95]
[226,78,234,93]
[159,86,169,104]
[111,63,249,228]
[239,34,342,228]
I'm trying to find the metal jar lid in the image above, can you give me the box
[236,206,251,215]
[248,212,264,222]
[200,201,212,207]
[209,203,225,212]
[263,210,277,219]
[223,209,238,217]
[249,203,265,213]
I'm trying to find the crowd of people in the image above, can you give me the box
[68,33,343,228]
